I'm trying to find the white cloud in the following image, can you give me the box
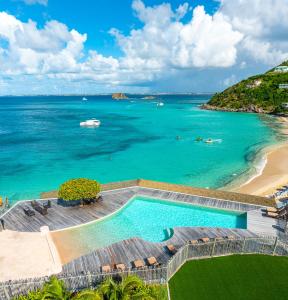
[1,0,288,95]
[22,0,48,6]
[0,12,86,75]
[112,2,243,70]
[219,0,288,65]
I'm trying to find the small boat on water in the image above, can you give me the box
[205,139,213,144]
[82,97,88,101]
[80,119,101,127]
[157,102,164,107]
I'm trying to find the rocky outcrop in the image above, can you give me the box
[112,93,128,100]
[201,104,267,114]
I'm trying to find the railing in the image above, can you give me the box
[1,237,288,299]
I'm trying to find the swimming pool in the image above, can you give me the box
[55,196,247,254]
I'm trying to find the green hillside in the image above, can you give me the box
[204,61,288,114]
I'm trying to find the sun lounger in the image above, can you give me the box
[31,200,40,208]
[189,240,198,245]
[101,265,111,273]
[198,237,210,243]
[34,205,48,216]
[147,256,159,267]
[115,263,126,271]
[23,206,35,217]
[166,244,177,254]
[133,259,145,269]
[265,207,278,213]
[224,235,235,240]
[43,200,51,209]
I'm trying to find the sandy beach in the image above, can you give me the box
[234,117,288,197]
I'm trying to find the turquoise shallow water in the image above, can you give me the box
[60,196,247,252]
[0,95,277,203]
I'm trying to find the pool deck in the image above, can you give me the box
[1,186,274,233]
[0,184,284,281]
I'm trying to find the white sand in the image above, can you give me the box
[0,229,62,281]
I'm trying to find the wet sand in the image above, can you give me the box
[234,142,288,196]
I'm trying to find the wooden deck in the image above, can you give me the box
[0,184,285,283]
[61,227,257,275]
[2,186,266,232]
[1,188,138,232]
[2,186,278,235]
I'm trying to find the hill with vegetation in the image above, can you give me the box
[203,61,288,114]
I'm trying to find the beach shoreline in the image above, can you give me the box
[229,116,288,197]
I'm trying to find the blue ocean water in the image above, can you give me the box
[56,196,246,254]
[0,95,277,203]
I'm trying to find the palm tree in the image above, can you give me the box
[41,276,71,300]
[71,289,102,300]
[98,275,153,300]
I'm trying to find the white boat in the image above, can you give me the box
[82,97,88,101]
[80,119,101,127]
[157,102,164,107]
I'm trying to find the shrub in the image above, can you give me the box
[58,178,101,203]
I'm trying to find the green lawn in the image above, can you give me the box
[169,255,288,300]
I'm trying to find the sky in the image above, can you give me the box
[0,0,287,95]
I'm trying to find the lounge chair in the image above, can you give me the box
[101,265,111,273]
[224,235,235,240]
[115,263,126,271]
[166,244,177,255]
[34,205,48,216]
[133,259,145,269]
[31,200,40,208]
[147,256,159,267]
[264,205,286,214]
[23,206,35,217]
[198,237,210,243]
[189,240,198,245]
[43,200,51,209]
[264,207,288,219]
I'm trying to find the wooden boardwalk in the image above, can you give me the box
[1,186,272,233]
[62,227,257,275]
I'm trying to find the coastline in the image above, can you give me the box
[229,117,288,197]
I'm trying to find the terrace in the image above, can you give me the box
[0,180,287,293]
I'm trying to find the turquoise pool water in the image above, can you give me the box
[60,196,247,253]
[0,95,279,203]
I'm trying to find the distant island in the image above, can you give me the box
[112,93,128,100]
[202,61,288,115]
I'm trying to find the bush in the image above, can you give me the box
[58,178,101,204]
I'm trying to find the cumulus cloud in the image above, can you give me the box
[22,0,48,6]
[112,2,243,69]
[0,12,86,75]
[219,0,288,65]
[0,0,288,95]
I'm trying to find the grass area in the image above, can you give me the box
[169,255,288,300]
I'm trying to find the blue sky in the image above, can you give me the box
[0,0,287,95]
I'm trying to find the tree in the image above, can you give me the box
[58,178,101,204]
[71,289,102,300]
[41,276,71,300]
[99,275,154,300]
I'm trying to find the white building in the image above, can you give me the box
[275,66,288,73]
